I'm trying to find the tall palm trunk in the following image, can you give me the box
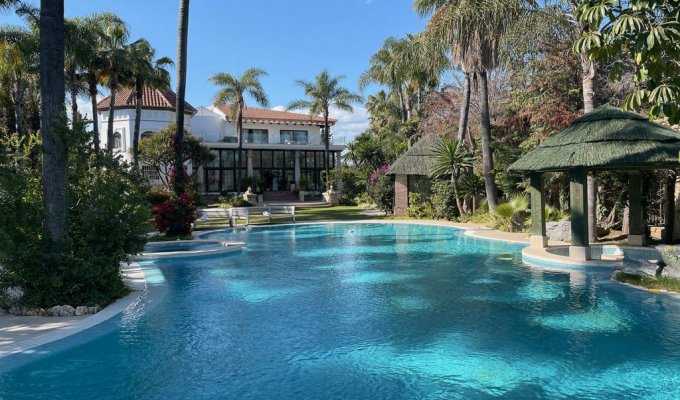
[395,82,406,122]
[89,78,100,153]
[39,0,67,247]
[173,0,190,196]
[10,84,24,139]
[68,65,78,124]
[236,107,243,195]
[581,47,598,244]
[457,72,471,145]
[323,109,330,191]
[132,78,143,173]
[478,70,498,211]
[106,74,117,154]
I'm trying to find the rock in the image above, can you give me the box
[546,221,571,243]
[661,266,680,279]
[8,305,26,316]
[621,259,659,278]
[75,306,89,316]
[60,305,75,316]
[87,305,101,315]
[48,305,63,317]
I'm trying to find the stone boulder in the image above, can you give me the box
[75,306,89,316]
[87,305,102,315]
[546,221,571,243]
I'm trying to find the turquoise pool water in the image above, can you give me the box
[2,223,680,399]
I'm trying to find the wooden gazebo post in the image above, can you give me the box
[529,172,548,248]
[570,168,591,261]
[628,171,645,246]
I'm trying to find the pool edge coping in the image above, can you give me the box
[0,262,146,360]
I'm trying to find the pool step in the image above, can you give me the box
[601,254,624,261]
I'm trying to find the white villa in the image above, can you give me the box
[96,87,343,196]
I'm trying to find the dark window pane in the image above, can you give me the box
[221,170,234,191]
[262,151,273,168]
[207,150,220,168]
[206,170,220,192]
[306,152,316,168]
[252,150,261,169]
[316,152,325,168]
[273,151,284,168]
[285,151,295,168]
[223,150,234,168]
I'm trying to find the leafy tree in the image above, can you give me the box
[575,0,680,123]
[416,0,531,211]
[0,29,37,139]
[137,123,214,189]
[288,70,363,191]
[209,67,269,194]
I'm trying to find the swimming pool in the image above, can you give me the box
[2,223,680,399]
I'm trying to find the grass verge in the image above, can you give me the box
[614,271,680,293]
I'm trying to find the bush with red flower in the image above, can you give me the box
[151,166,197,236]
[368,163,394,214]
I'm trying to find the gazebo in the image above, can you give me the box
[509,105,680,261]
[388,134,439,216]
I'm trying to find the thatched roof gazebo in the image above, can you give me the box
[509,105,680,261]
[388,135,440,216]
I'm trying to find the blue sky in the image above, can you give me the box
[4,0,429,140]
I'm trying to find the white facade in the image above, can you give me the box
[100,104,344,194]
[98,108,192,163]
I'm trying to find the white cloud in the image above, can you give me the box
[271,105,369,144]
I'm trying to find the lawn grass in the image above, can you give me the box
[192,205,387,231]
[614,271,680,293]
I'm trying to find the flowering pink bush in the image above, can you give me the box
[369,164,390,186]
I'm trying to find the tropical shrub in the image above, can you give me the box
[217,193,252,208]
[0,126,149,308]
[406,181,457,220]
[368,165,394,214]
[146,187,172,205]
[491,194,530,232]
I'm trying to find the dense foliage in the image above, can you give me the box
[0,124,149,307]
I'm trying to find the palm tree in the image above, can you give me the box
[39,0,67,246]
[0,27,37,139]
[174,0,190,195]
[360,37,409,121]
[100,17,129,153]
[415,0,530,211]
[209,67,269,194]
[126,38,173,172]
[288,70,363,191]
[458,173,485,213]
[429,137,474,215]
[64,18,94,124]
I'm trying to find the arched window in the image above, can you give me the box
[141,131,154,140]
[113,132,122,149]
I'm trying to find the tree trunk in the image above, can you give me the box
[457,72,471,145]
[69,65,78,124]
[478,70,498,211]
[451,174,464,217]
[89,79,100,153]
[173,0,190,196]
[579,21,598,243]
[39,0,67,247]
[324,109,330,191]
[396,83,406,122]
[405,88,412,121]
[106,75,117,154]
[10,85,24,139]
[236,107,243,195]
[133,78,143,174]
[664,170,676,244]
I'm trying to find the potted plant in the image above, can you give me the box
[255,176,267,203]
[298,176,309,202]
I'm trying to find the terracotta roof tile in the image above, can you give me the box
[96,87,197,114]
[216,105,336,126]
